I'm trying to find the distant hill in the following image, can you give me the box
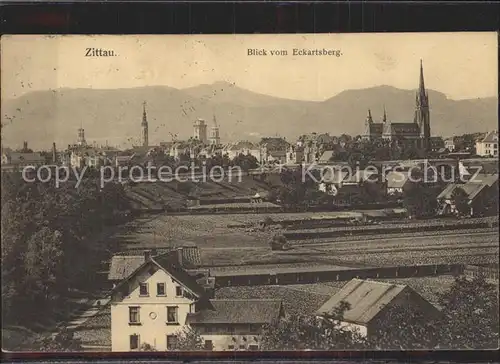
[1,82,496,151]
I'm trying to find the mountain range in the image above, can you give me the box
[1,81,497,151]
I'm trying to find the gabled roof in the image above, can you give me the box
[186,299,283,324]
[235,141,258,150]
[111,251,206,298]
[318,150,335,163]
[260,137,290,150]
[468,173,498,186]
[316,279,409,325]
[460,159,498,175]
[108,255,146,281]
[437,174,498,201]
[479,130,498,143]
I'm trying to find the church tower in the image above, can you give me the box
[363,109,373,140]
[141,101,149,147]
[414,60,431,151]
[77,127,86,146]
[382,106,392,141]
[209,114,221,146]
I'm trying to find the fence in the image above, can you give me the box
[212,264,465,288]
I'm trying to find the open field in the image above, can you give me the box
[109,212,498,269]
[111,209,401,251]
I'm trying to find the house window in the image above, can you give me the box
[166,335,177,350]
[130,334,139,350]
[204,340,213,351]
[166,306,178,324]
[157,283,166,296]
[228,345,235,350]
[139,283,149,296]
[175,286,183,297]
[248,345,259,350]
[239,344,245,350]
[129,307,140,324]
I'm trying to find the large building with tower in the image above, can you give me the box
[363,60,431,152]
[194,119,208,144]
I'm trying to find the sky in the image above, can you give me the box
[1,32,498,101]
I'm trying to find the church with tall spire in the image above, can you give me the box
[363,60,431,152]
[141,101,149,147]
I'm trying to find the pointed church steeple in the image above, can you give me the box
[419,59,425,94]
[366,109,373,124]
[417,59,428,107]
[414,60,431,152]
[141,101,149,147]
[383,105,387,123]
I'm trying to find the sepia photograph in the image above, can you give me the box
[1,33,498,353]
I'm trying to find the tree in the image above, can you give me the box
[402,184,437,218]
[35,329,83,352]
[451,187,470,216]
[140,342,157,351]
[260,301,366,350]
[438,275,499,349]
[232,153,258,174]
[402,169,438,218]
[171,327,204,350]
[368,304,441,349]
[1,172,132,327]
[370,275,499,350]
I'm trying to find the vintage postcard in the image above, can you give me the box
[1,33,498,352]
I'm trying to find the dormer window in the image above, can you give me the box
[139,283,149,296]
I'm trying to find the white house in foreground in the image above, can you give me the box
[316,278,439,339]
[110,251,284,351]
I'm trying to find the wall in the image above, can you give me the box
[213,264,464,288]
[111,267,195,352]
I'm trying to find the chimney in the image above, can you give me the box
[144,250,152,262]
[177,247,184,267]
[52,142,57,163]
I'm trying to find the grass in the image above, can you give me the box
[109,211,498,269]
